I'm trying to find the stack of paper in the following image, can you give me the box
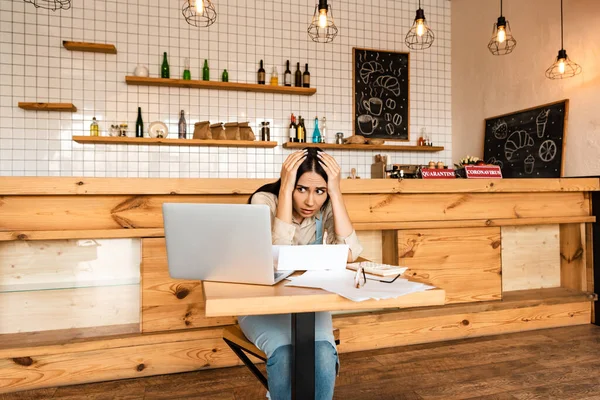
[285,270,435,302]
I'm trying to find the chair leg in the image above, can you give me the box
[224,338,269,390]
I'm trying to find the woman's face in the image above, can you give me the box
[292,171,328,220]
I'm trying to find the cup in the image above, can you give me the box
[363,98,383,116]
[358,115,378,135]
[524,155,535,174]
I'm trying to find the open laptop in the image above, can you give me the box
[162,203,294,285]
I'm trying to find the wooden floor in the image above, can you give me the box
[3,325,600,400]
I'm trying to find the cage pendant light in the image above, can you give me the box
[23,0,71,11]
[546,0,581,79]
[182,0,217,28]
[308,0,339,43]
[405,0,435,50]
[488,0,517,55]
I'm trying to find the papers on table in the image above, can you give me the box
[285,269,435,302]
[273,244,349,271]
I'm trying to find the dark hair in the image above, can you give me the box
[248,147,329,208]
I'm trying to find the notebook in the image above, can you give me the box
[346,261,408,277]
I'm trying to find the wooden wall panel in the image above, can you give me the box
[397,227,502,303]
[355,230,382,263]
[560,223,587,291]
[501,225,561,292]
[141,238,235,332]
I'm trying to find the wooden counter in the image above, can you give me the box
[0,177,598,393]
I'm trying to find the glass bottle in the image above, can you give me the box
[202,60,209,81]
[258,60,266,84]
[161,52,170,79]
[90,117,99,136]
[178,110,186,139]
[260,121,270,141]
[222,69,229,82]
[289,113,297,143]
[297,116,306,143]
[294,62,302,87]
[303,64,310,88]
[270,66,279,86]
[183,58,191,80]
[322,117,331,144]
[418,128,425,146]
[312,117,321,143]
[284,60,292,87]
[136,107,143,138]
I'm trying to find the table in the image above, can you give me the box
[203,276,445,399]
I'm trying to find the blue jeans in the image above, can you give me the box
[267,341,337,400]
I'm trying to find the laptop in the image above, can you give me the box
[162,203,294,285]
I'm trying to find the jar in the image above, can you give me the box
[335,132,344,144]
[428,161,436,169]
[260,121,270,141]
[109,125,119,137]
[437,161,445,169]
[119,124,128,137]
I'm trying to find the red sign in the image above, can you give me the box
[421,168,456,179]
[464,165,503,179]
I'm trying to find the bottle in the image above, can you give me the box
[418,127,426,146]
[312,117,321,143]
[202,59,209,81]
[183,57,191,80]
[303,64,310,88]
[258,60,266,84]
[284,60,292,87]
[260,121,270,141]
[297,116,305,143]
[136,107,143,138]
[289,113,297,143]
[161,52,170,79]
[222,69,229,82]
[294,62,302,87]
[322,117,331,144]
[178,110,186,139]
[270,66,279,86]
[90,117,99,136]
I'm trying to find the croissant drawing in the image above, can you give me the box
[504,130,534,161]
[374,75,400,96]
[360,61,384,84]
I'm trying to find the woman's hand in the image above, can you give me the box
[317,151,342,196]
[280,150,307,195]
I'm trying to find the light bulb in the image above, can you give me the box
[194,0,204,14]
[319,8,328,28]
[558,58,565,74]
[497,26,506,43]
[416,19,425,37]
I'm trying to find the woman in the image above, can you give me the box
[239,148,363,400]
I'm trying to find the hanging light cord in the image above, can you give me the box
[560,0,564,50]
[500,0,503,17]
[418,0,421,9]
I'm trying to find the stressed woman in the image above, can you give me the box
[238,148,363,400]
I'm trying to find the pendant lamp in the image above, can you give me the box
[487,0,517,55]
[308,0,338,43]
[23,0,70,11]
[405,0,435,50]
[545,0,581,79]
[182,0,217,28]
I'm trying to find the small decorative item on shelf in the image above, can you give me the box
[270,66,278,86]
[335,132,344,144]
[119,123,128,137]
[260,121,271,141]
[161,52,170,78]
[344,134,366,144]
[258,60,266,85]
[183,58,191,80]
[149,121,169,138]
[90,117,99,136]
[222,69,228,82]
[178,110,187,139]
[347,168,360,179]
[109,125,119,137]
[202,59,210,81]
[134,65,149,77]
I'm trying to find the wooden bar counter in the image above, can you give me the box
[0,177,598,393]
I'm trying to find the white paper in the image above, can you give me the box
[285,270,435,302]
[275,244,349,271]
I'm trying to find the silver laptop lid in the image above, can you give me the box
[162,203,275,285]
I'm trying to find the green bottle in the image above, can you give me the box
[136,107,143,138]
[183,57,191,80]
[161,52,170,79]
[202,60,209,81]
[222,69,229,82]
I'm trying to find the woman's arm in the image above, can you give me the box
[276,150,307,224]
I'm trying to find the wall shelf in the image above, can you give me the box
[125,76,316,96]
[63,41,117,54]
[283,142,444,152]
[18,102,77,112]
[72,136,278,148]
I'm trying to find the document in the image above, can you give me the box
[274,244,349,271]
[285,270,435,302]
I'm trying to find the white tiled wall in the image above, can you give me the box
[0,0,452,178]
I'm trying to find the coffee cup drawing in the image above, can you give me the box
[358,115,378,135]
[362,98,383,116]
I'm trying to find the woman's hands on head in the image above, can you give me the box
[317,151,342,196]
[280,150,307,195]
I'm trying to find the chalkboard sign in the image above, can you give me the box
[483,100,568,178]
[353,48,409,141]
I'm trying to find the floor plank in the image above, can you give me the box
[2,325,600,400]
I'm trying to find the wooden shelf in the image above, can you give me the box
[18,102,77,112]
[283,142,444,152]
[125,76,317,96]
[62,41,117,54]
[72,136,278,148]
